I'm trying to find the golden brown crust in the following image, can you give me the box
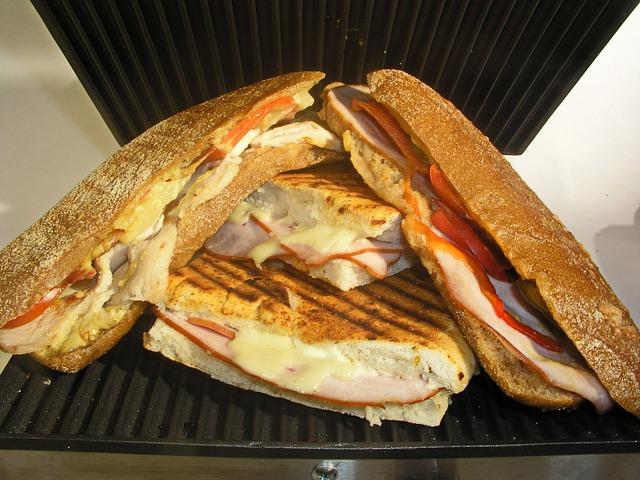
[30,302,146,373]
[367,69,640,415]
[171,144,345,269]
[402,220,581,409]
[0,71,323,326]
[166,254,472,362]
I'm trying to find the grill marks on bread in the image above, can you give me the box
[166,253,466,350]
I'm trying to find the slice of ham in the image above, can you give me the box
[205,213,406,278]
[204,213,272,258]
[326,86,406,169]
[434,247,614,413]
[157,310,439,406]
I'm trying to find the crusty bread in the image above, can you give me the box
[165,255,476,393]
[261,163,405,240]
[31,302,146,373]
[0,71,324,327]
[171,144,345,269]
[145,254,475,425]
[144,320,451,426]
[364,69,639,416]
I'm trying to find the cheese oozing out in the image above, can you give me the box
[205,200,407,284]
[156,310,440,405]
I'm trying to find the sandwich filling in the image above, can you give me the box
[155,308,442,406]
[0,92,335,356]
[325,85,614,413]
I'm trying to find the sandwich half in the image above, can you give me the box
[0,72,344,372]
[144,254,476,426]
[321,69,640,416]
[204,163,415,290]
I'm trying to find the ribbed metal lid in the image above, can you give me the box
[30,0,638,154]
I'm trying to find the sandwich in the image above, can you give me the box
[320,69,640,416]
[144,253,476,426]
[204,163,415,291]
[0,71,344,372]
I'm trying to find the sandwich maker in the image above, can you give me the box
[2,0,639,477]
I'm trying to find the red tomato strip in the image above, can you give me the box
[222,96,296,146]
[406,216,562,352]
[429,164,468,217]
[431,206,508,280]
[2,267,97,330]
[187,317,236,339]
[349,100,560,349]
[2,287,64,329]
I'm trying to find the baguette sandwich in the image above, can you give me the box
[321,69,640,416]
[0,72,344,372]
[144,253,475,426]
[204,163,415,290]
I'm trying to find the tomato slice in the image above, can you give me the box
[431,206,509,280]
[2,266,97,330]
[2,287,64,329]
[222,96,296,146]
[186,317,237,339]
[429,164,468,217]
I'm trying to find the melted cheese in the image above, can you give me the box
[114,172,191,243]
[51,305,131,353]
[227,328,358,393]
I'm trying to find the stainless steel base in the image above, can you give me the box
[1,451,639,479]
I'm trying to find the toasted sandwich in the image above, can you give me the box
[144,254,476,426]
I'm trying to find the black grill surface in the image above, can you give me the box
[0,314,638,458]
[30,0,638,154]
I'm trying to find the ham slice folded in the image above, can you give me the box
[204,214,405,279]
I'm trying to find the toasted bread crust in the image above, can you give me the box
[171,144,345,269]
[270,163,403,239]
[30,302,146,372]
[0,71,324,327]
[367,69,640,415]
[166,255,475,385]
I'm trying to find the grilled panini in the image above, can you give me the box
[144,253,476,426]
